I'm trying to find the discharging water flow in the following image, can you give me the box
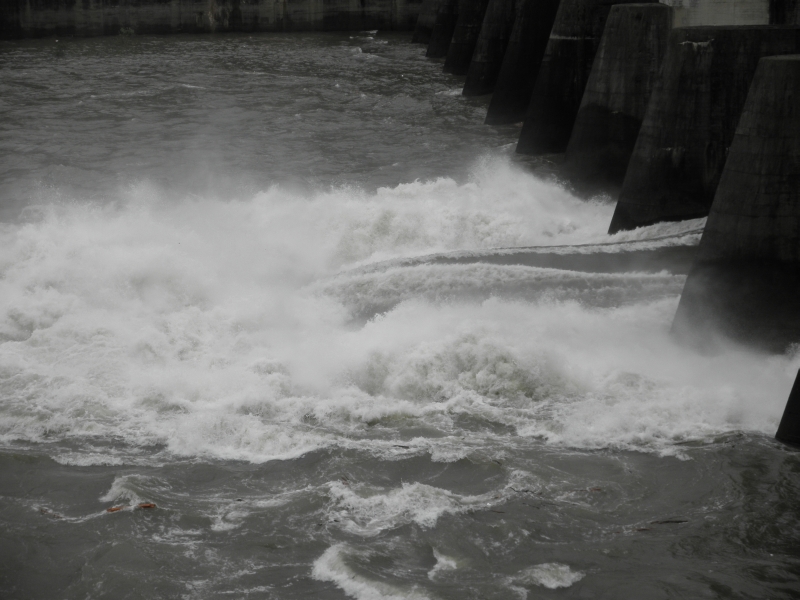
[1,32,799,599]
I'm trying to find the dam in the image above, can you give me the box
[1,2,800,599]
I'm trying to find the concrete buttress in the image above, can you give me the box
[413,0,446,43]
[562,3,672,196]
[671,55,800,352]
[484,0,560,124]
[608,26,800,233]
[427,0,461,57]
[515,0,656,156]
[444,0,492,74]
[462,0,519,95]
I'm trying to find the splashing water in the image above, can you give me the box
[1,32,798,600]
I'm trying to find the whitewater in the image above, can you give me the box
[1,31,798,599]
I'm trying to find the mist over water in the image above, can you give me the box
[1,32,799,599]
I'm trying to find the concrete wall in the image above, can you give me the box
[515,0,657,155]
[671,55,800,352]
[663,0,769,26]
[426,0,459,56]
[608,26,800,233]
[413,0,444,42]
[770,0,800,23]
[562,3,672,195]
[484,0,560,124]
[691,55,800,264]
[462,0,518,95]
[444,0,490,74]
[1,0,422,38]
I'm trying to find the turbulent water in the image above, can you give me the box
[1,32,799,600]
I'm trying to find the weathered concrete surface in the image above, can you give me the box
[413,0,444,43]
[484,0,560,124]
[770,0,800,23]
[444,0,491,74]
[515,0,654,155]
[1,2,22,39]
[562,3,672,196]
[608,26,800,234]
[462,0,517,93]
[1,0,422,38]
[664,0,769,26]
[672,55,800,352]
[427,0,460,57]
[777,369,800,445]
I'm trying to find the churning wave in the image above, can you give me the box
[0,158,795,464]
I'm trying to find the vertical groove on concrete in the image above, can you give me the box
[462,0,518,96]
[484,0,561,124]
[672,55,800,352]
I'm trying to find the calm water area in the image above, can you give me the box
[1,31,799,599]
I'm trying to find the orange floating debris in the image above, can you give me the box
[106,505,127,513]
[137,503,156,509]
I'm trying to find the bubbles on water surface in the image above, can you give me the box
[511,562,585,592]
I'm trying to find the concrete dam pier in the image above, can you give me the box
[608,25,800,233]
[412,0,443,42]
[561,3,672,196]
[426,0,460,56]
[484,0,560,124]
[515,0,657,155]
[462,0,517,96]
[672,55,800,352]
[777,369,800,445]
[443,0,490,73]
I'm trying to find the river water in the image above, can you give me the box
[1,32,799,599]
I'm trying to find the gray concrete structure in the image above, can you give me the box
[515,0,654,156]
[608,26,800,233]
[444,0,491,74]
[413,0,445,42]
[777,369,800,445]
[0,0,422,38]
[484,0,560,124]
[666,0,769,25]
[562,4,672,196]
[770,0,800,24]
[427,0,460,57]
[462,0,518,94]
[672,55,800,352]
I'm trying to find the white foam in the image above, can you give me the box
[0,158,795,464]
[326,480,495,535]
[100,474,148,505]
[427,549,458,580]
[312,544,432,600]
[515,563,584,589]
